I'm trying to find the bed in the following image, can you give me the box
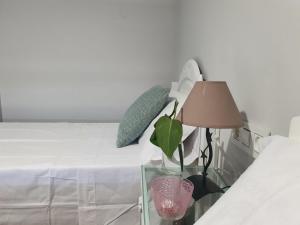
[0,123,141,225]
[0,59,203,225]
[194,116,300,225]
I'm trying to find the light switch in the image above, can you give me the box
[231,121,271,158]
[252,133,263,153]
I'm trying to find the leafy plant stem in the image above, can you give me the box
[178,143,184,174]
[168,101,178,119]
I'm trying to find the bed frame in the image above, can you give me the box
[289,116,300,142]
[177,59,202,95]
[164,59,204,167]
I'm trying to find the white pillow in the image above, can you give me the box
[140,97,196,164]
[139,99,177,147]
[139,100,175,163]
[139,95,195,147]
[169,82,179,98]
[168,89,196,141]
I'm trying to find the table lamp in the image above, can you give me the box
[177,81,242,200]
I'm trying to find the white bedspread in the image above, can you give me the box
[195,136,300,225]
[0,123,141,225]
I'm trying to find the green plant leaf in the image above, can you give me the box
[150,129,159,147]
[150,116,164,147]
[154,115,183,158]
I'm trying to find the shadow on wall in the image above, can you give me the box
[193,57,207,78]
[214,112,256,184]
[188,60,255,184]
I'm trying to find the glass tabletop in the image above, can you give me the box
[141,165,228,225]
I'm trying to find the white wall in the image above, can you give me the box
[177,0,300,183]
[178,0,300,136]
[2,0,299,181]
[0,0,178,122]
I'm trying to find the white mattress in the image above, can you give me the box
[195,136,300,225]
[0,123,142,225]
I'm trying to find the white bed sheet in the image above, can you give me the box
[0,123,141,225]
[195,136,300,225]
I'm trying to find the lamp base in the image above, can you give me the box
[187,175,224,201]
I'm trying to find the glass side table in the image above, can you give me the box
[141,165,228,225]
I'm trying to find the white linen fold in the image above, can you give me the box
[0,123,142,225]
[195,136,300,225]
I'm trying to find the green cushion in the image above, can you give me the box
[117,86,169,147]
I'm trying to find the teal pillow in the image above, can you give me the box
[117,86,169,147]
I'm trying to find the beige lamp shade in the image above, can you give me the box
[177,81,243,128]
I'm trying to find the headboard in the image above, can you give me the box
[168,59,203,166]
[176,59,203,95]
[289,116,300,142]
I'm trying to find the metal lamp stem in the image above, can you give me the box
[203,128,213,177]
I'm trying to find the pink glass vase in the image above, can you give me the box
[150,176,194,220]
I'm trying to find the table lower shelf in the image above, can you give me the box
[141,166,227,225]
